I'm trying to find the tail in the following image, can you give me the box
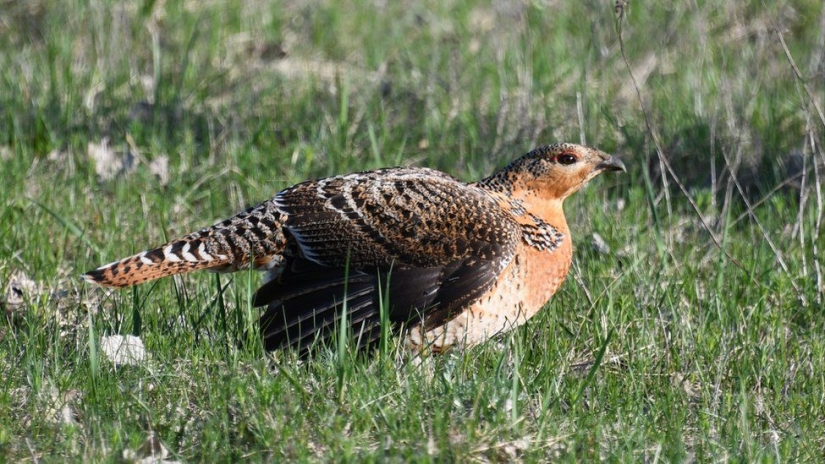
[82,200,288,288]
[82,234,234,288]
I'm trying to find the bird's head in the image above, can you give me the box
[481,143,626,202]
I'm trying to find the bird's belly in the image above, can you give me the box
[405,242,572,351]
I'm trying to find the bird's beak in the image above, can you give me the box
[595,156,626,173]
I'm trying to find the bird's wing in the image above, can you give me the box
[277,167,519,269]
[251,167,521,352]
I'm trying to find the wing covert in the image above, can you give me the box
[275,167,520,271]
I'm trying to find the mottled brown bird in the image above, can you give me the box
[83,144,625,353]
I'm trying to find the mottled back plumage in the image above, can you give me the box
[83,143,625,354]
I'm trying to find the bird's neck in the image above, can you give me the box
[473,176,568,230]
[474,179,570,255]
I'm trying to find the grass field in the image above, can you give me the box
[2,0,824,461]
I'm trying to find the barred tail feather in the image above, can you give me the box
[83,198,290,288]
[81,236,234,288]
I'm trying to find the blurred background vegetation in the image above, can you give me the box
[1,0,823,461]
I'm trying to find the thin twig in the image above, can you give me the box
[811,136,823,304]
[772,24,825,129]
[730,168,806,226]
[768,2,825,302]
[614,1,755,279]
[719,148,804,300]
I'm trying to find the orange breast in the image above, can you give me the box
[406,236,573,351]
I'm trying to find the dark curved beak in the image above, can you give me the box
[596,156,626,172]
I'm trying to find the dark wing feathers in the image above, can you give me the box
[258,272,379,352]
[415,258,501,331]
[255,167,520,352]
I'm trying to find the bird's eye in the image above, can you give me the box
[557,153,578,165]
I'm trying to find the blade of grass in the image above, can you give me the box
[30,199,102,257]
[572,329,613,407]
[337,250,351,403]
[87,310,99,391]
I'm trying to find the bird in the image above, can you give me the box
[83,143,625,354]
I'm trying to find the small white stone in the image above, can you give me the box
[101,335,147,366]
[591,233,611,255]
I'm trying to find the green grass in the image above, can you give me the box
[2,0,824,461]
